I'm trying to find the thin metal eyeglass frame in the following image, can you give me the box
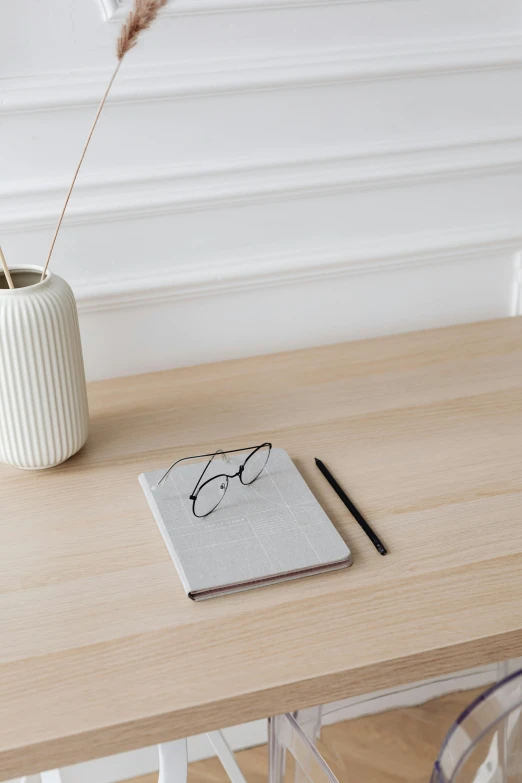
[156,443,272,518]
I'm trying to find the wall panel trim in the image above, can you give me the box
[3,34,521,114]
[99,0,400,22]
[2,129,522,233]
[73,222,522,312]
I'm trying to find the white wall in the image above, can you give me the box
[1,0,522,380]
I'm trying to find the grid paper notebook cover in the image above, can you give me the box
[139,448,352,600]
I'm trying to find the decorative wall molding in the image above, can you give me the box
[73,220,518,377]
[99,0,391,22]
[98,0,118,20]
[73,222,522,313]
[3,34,522,114]
[2,128,522,233]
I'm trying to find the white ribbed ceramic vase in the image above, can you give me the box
[0,266,89,469]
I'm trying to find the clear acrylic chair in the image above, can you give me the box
[269,713,339,783]
[269,663,522,783]
[431,665,522,783]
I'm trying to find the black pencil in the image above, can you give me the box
[315,458,387,556]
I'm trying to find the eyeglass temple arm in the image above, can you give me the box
[156,444,270,488]
[190,449,227,500]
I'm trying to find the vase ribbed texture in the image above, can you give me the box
[0,269,89,469]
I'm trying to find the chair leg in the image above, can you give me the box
[269,713,339,783]
[269,716,286,783]
[206,731,247,783]
[496,660,515,783]
[293,707,322,783]
[41,772,64,783]
[294,707,322,744]
[158,738,188,783]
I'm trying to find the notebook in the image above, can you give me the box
[139,448,352,600]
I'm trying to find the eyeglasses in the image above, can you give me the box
[155,442,272,518]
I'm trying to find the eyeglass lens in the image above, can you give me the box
[241,444,271,485]
[193,475,228,517]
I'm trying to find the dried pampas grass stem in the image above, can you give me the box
[41,62,122,282]
[0,246,14,290]
[41,0,167,281]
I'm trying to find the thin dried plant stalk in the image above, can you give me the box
[0,246,14,289]
[41,0,167,281]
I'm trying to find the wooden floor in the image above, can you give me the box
[128,688,480,783]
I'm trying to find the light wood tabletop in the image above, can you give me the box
[1,318,522,780]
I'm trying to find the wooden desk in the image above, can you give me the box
[1,318,522,780]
